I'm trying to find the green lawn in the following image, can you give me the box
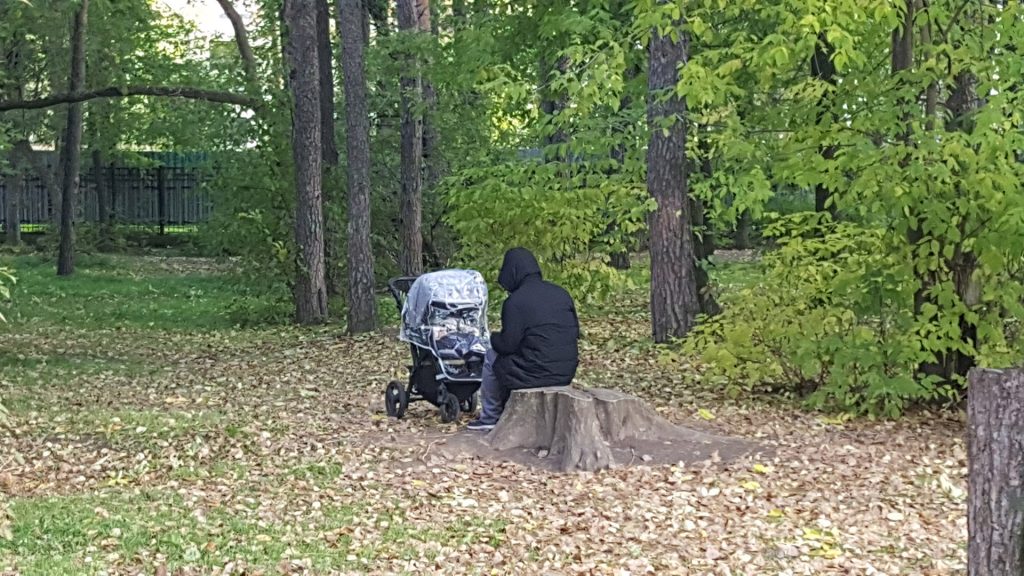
[1,254,285,331]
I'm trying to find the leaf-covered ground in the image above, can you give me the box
[0,255,967,575]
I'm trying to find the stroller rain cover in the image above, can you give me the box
[398,269,491,378]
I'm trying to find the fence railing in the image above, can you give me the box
[0,152,214,233]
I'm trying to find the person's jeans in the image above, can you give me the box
[478,349,509,424]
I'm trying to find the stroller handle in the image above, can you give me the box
[387,276,419,311]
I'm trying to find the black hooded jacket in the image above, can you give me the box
[490,248,580,389]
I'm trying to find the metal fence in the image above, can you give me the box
[0,151,214,233]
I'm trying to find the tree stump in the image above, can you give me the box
[967,368,1024,576]
[467,386,757,473]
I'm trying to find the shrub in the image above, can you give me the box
[679,215,958,418]
[443,160,653,302]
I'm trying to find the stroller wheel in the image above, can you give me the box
[460,393,477,415]
[385,380,408,419]
[439,393,460,423]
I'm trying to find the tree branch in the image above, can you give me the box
[938,0,973,43]
[0,85,258,111]
[214,0,258,84]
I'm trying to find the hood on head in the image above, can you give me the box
[498,247,542,292]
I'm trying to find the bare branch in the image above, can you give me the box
[0,85,258,111]
[214,0,258,84]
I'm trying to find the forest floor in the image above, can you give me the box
[0,254,967,575]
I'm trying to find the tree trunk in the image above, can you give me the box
[214,0,258,85]
[646,8,700,343]
[475,386,760,473]
[415,0,441,194]
[316,0,342,296]
[692,139,720,317]
[338,0,377,333]
[57,0,89,277]
[891,0,939,379]
[284,0,329,324]
[734,209,752,249]
[3,35,24,246]
[280,0,291,91]
[397,0,424,276]
[3,143,30,246]
[3,172,21,246]
[537,0,571,159]
[317,0,339,167]
[606,60,640,271]
[109,159,120,227]
[967,368,1024,576]
[417,0,444,272]
[92,148,111,245]
[944,69,981,380]
[539,53,570,159]
[691,175,719,317]
[811,32,838,218]
[366,0,388,37]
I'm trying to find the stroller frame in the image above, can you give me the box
[384,276,484,423]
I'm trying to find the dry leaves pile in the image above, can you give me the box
[0,280,967,575]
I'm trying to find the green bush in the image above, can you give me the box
[680,215,957,418]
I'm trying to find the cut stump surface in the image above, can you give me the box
[442,386,766,472]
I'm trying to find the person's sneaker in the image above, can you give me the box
[466,419,496,431]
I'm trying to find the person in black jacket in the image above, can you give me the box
[468,247,580,430]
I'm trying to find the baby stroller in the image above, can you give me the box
[385,269,490,423]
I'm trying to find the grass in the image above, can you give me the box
[0,253,288,331]
[0,340,157,382]
[1,487,506,574]
[3,490,340,574]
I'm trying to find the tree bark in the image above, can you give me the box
[480,386,758,473]
[316,0,342,296]
[3,142,30,246]
[284,0,329,324]
[2,37,26,246]
[945,68,981,380]
[539,53,570,159]
[57,0,89,277]
[397,0,424,276]
[0,86,257,112]
[109,158,121,226]
[416,0,441,195]
[891,0,939,380]
[3,172,21,245]
[811,32,838,218]
[734,209,752,249]
[316,0,339,167]
[338,0,378,333]
[366,0,388,37]
[967,368,1024,576]
[646,9,700,343]
[692,153,719,317]
[606,60,640,271]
